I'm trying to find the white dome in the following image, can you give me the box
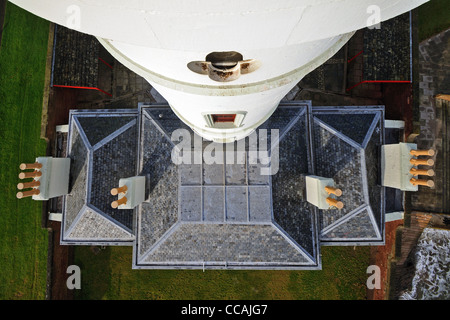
[11,0,427,50]
[11,0,428,141]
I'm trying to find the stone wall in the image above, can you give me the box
[411,29,450,214]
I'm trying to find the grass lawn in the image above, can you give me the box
[418,0,450,41]
[0,3,49,299]
[74,245,370,300]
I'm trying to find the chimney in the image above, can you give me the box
[410,178,435,188]
[19,171,42,179]
[111,196,128,208]
[16,157,70,201]
[326,197,344,210]
[19,162,43,170]
[409,168,435,176]
[382,143,435,191]
[17,180,41,190]
[111,185,128,196]
[16,189,40,199]
[409,158,434,166]
[110,176,146,209]
[305,175,344,210]
[409,149,435,157]
[325,186,343,197]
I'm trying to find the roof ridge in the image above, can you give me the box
[87,204,134,235]
[137,220,182,264]
[66,204,135,241]
[65,204,88,239]
[143,109,176,148]
[320,205,382,241]
[361,112,381,149]
[365,205,383,240]
[72,116,93,150]
[271,221,316,265]
[314,116,363,150]
[267,106,306,159]
[91,118,137,151]
[321,204,368,236]
[63,119,90,238]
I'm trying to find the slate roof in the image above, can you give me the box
[134,104,319,269]
[312,106,385,243]
[363,13,411,81]
[51,25,99,87]
[61,110,138,245]
[61,102,386,269]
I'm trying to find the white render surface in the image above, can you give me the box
[306,175,335,210]
[117,176,146,209]
[49,213,63,222]
[11,0,427,50]
[55,124,69,133]
[385,120,405,129]
[100,32,352,142]
[10,0,428,141]
[33,157,70,200]
[106,33,348,87]
[385,211,404,222]
[381,143,418,191]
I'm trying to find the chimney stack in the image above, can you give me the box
[305,175,344,210]
[16,157,70,200]
[110,176,146,209]
[17,189,40,199]
[325,186,343,197]
[19,162,43,170]
[111,196,128,209]
[326,197,344,210]
[18,171,42,179]
[17,180,40,190]
[409,158,434,166]
[111,185,128,196]
[409,168,435,177]
[409,149,435,157]
[410,178,435,188]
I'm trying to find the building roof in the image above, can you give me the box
[363,12,411,81]
[62,102,385,269]
[61,110,138,245]
[51,25,99,87]
[312,106,385,243]
[134,104,319,269]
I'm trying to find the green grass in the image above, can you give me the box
[0,3,49,299]
[418,0,450,41]
[74,245,370,300]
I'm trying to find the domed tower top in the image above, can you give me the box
[11,0,428,141]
